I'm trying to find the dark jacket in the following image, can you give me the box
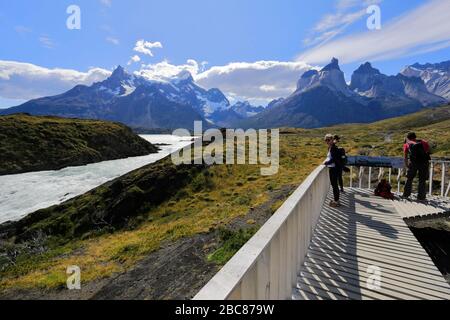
[324,144,342,168]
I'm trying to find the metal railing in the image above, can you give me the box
[349,159,450,198]
[194,165,330,300]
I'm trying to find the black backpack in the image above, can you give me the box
[408,140,430,164]
[338,147,348,166]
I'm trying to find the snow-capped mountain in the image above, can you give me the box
[158,70,232,123]
[401,60,450,101]
[230,101,264,118]
[350,62,446,109]
[0,66,236,130]
[266,98,285,110]
[238,58,448,129]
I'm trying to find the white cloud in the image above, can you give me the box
[133,40,163,57]
[299,0,450,65]
[100,0,112,7]
[260,85,277,92]
[132,55,141,62]
[15,25,32,34]
[136,59,199,81]
[106,36,119,45]
[0,61,111,100]
[304,0,382,47]
[39,35,55,49]
[127,55,141,65]
[195,60,314,104]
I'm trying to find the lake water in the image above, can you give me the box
[0,135,192,224]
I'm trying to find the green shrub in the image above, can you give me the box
[191,172,215,192]
[208,227,258,265]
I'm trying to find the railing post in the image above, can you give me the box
[359,167,364,189]
[441,162,446,197]
[368,167,372,190]
[378,168,384,182]
[397,168,403,194]
[429,162,434,196]
[350,166,353,188]
[445,181,450,198]
[389,168,392,185]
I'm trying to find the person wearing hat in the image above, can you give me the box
[333,135,347,193]
[323,134,341,207]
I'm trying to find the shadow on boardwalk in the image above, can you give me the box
[293,188,450,300]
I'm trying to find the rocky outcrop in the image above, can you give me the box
[0,114,158,175]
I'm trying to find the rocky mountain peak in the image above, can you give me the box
[410,60,450,72]
[401,60,450,100]
[321,57,340,72]
[230,100,264,118]
[301,69,319,79]
[110,65,128,80]
[205,88,229,104]
[296,58,350,95]
[350,62,383,92]
[171,70,194,84]
[354,62,380,75]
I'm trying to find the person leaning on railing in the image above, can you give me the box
[333,135,350,194]
[323,134,342,207]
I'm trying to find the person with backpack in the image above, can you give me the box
[334,135,349,193]
[402,132,431,201]
[375,179,395,200]
[323,134,342,207]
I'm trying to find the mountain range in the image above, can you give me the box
[401,61,450,100]
[0,67,257,130]
[1,59,450,129]
[239,58,449,128]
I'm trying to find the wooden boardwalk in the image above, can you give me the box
[392,196,450,220]
[293,188,450,300]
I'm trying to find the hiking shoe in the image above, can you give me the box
[330,201,341,208]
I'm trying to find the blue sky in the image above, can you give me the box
[1,0,450,107]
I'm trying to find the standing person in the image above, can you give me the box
[402,132,431,201]
[334,135,346,193]
[324,134,341,207]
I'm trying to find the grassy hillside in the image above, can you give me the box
[300,104,450,158]
[1,105,450,298]
[0,114,158,175]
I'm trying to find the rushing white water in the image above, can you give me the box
[0,135,192,224]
